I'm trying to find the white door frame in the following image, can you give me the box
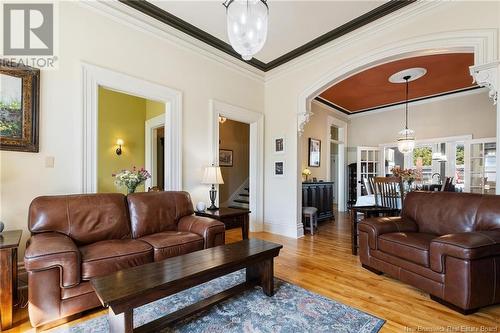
[145,114,166,189]
[325,116,347,211]
[82,63,182,193]
[209,99,264,232]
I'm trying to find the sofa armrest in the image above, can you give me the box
[358,217,418,250]
[178,215,225,248]
[24,232,80,287]
[430,231,500,273]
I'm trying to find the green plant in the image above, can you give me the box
[456,145,464,165]
[413,147,432,166]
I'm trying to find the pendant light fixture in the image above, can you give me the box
[397,75,416,154]
[389,68,426,155]
[223,0,269,61]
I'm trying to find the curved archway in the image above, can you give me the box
[297,29,497,133]
[295,29,497,228]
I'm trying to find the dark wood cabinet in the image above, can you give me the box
[347,163,357,208]
[302,182,334,222]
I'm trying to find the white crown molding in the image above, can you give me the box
[470,61,500,104]
[80,0,265,83]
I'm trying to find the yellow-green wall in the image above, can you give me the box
[98,88,146,193]
[98,88,165,193]
[146,99,164,120]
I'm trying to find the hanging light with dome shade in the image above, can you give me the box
[389,68,427,155]
[223,0,269,61]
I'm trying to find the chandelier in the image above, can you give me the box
[389,68,426,155]
[397,76,416,154]
[223,0,269,61]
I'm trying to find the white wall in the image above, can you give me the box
[0,2,264,256]
[348,90,496,148]
[263,1,500,238]
[300,102,347,181]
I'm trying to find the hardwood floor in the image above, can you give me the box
[7,211,500,332]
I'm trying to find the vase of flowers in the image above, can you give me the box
[113,167,151,194]
[391,167,422,192]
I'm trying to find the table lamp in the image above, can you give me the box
[202,165,224,210]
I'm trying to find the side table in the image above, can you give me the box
[0,229,22,330]
[195,208,250,240]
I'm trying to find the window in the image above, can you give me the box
[413,146,433,183]
[455,144,464,190]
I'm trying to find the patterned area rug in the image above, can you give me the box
[54,270,384,333]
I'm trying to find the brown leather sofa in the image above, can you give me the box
[24,191,225,329]
[359,191,500,314]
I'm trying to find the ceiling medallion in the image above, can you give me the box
[223,0,269,61]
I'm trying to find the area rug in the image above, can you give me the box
[54,270,384,333]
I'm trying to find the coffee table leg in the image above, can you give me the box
[246,258,274,296]
[0,248,13,331]
[242,214,249,240]
[108,307,133,333]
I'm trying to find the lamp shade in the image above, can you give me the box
[202,166,224,185]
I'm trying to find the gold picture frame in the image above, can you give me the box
[0,62,40,152]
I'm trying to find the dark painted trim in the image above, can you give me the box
[119,0,267,70]
[119,0,416,72]
[315,86,482,115]
[315,97,351,115]
[264,0,417,71]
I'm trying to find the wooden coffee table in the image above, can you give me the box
[90,239,282,333]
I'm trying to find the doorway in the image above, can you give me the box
[145,114,166,190]
[82,63,182,193]
[218,118,250,210]
[210,100,264,233]
[96,87,166,194]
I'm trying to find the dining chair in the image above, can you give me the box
[373,176,404,211]
[363,177,374,195]
[440,177,454,192]
[350,176,403,255]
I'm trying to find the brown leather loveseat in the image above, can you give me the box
[24,191,225,329]
[359,191,500,314]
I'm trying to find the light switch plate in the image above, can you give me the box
[45,156,55,168]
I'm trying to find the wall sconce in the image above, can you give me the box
[116,139,124,155]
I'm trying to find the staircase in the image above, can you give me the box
[227,181,250,210]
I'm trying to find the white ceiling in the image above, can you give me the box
[149,1,387,63]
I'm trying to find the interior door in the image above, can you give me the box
[464,138,496,194]
[356,146,381,198]
[331,153,338,204]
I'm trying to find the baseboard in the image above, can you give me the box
[263,221,302,239]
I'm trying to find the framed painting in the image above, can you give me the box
[0,62,40,152]
[273,136,285,154]
[308,138,321,167]
[219,149,233,167]
[274,161,285,177]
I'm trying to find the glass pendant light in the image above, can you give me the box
[224,0,268,61]
[397,75,416,155]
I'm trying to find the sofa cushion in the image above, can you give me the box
[79,240,153,280]
[29,193,131,245]
[127,191,195,238]
[139,231,204,261]
[378,232,437,267]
